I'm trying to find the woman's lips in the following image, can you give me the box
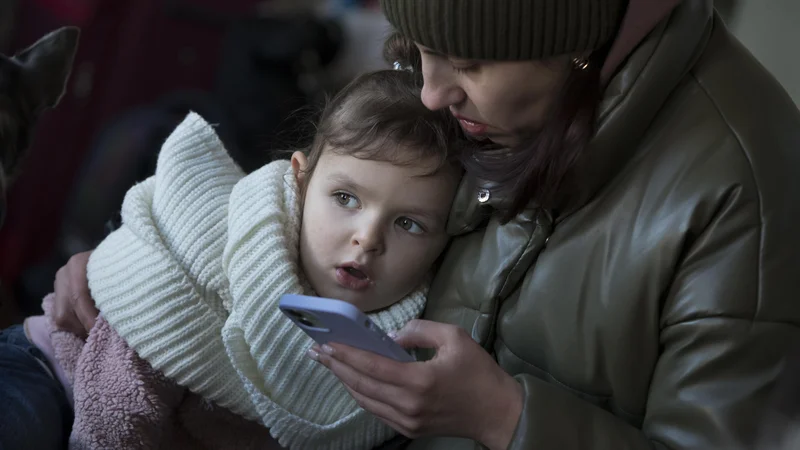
[335,267,371,291]
[453,114,488,136]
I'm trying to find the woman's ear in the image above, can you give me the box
[291,151,309,188]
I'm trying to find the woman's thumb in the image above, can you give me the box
[390,319,446,350]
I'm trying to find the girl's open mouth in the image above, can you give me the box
[335,266,372,291]
[344,267,367,279]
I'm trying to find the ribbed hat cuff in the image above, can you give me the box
[381,0,625,60]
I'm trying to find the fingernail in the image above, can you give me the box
[311,344,321,353]
[387,331,398,340]
[306,348,319,361]
[321,344,334,355]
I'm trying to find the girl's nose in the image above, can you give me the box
[351,220,385,255]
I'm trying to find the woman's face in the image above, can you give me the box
[416,44,570,147]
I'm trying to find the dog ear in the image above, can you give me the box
[15,26,80,111]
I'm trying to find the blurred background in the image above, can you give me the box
[0,0,394,324]
[0,0,798,326]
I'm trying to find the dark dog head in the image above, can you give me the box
[0,26,80,226]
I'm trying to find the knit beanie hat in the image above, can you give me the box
[380,0,627,60]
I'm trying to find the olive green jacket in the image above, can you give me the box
[406,1,800,449]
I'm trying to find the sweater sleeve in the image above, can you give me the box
[506,190,800,450]
[69,316,186,450]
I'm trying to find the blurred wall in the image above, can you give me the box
[717,0,800,107]
[0,0,19,51]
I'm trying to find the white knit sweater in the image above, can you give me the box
[87,113,427,449]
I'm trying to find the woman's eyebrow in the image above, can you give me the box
[418,46,445,57]
[419,46,478,64]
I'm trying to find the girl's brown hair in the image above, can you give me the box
[384,33,607,221]
[301,70,466,185]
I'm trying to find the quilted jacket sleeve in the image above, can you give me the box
[507,191,800,449]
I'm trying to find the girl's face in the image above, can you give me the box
[292,149,459,312]
[416,44,571,147]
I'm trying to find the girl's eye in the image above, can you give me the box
[396,217,425,235]
[334,192,359,209]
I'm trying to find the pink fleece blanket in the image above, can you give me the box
[34,294,281,450]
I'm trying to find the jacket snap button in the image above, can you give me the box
[477,189,491,203]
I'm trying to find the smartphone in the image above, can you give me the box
[279,294,415,363]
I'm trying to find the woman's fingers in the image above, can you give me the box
[53,304,85,338]
[317,343,412,385]
[313,346,406,396]
[52,251,98,335]
[74,293,100,333]
[331,363,430,438]
[339,383,413,435]
[312,343,438,420]
[393,319,464,350]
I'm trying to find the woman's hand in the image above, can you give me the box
[53,250,99,337]
[309,319,523,450]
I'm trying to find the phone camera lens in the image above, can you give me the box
[286,309,316,328]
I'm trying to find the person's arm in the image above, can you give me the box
[507,195,800,449]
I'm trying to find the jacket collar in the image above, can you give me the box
[561,0,713,218]
[448,0,714,234]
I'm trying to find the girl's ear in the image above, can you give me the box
[291,151,309,188]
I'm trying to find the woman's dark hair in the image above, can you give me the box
[301,69,465,187]
[384,32,607,221]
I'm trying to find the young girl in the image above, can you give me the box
[16,70,465,449]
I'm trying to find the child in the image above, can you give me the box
[17,69,465,450]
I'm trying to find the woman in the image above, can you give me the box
[52,0,800,448]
